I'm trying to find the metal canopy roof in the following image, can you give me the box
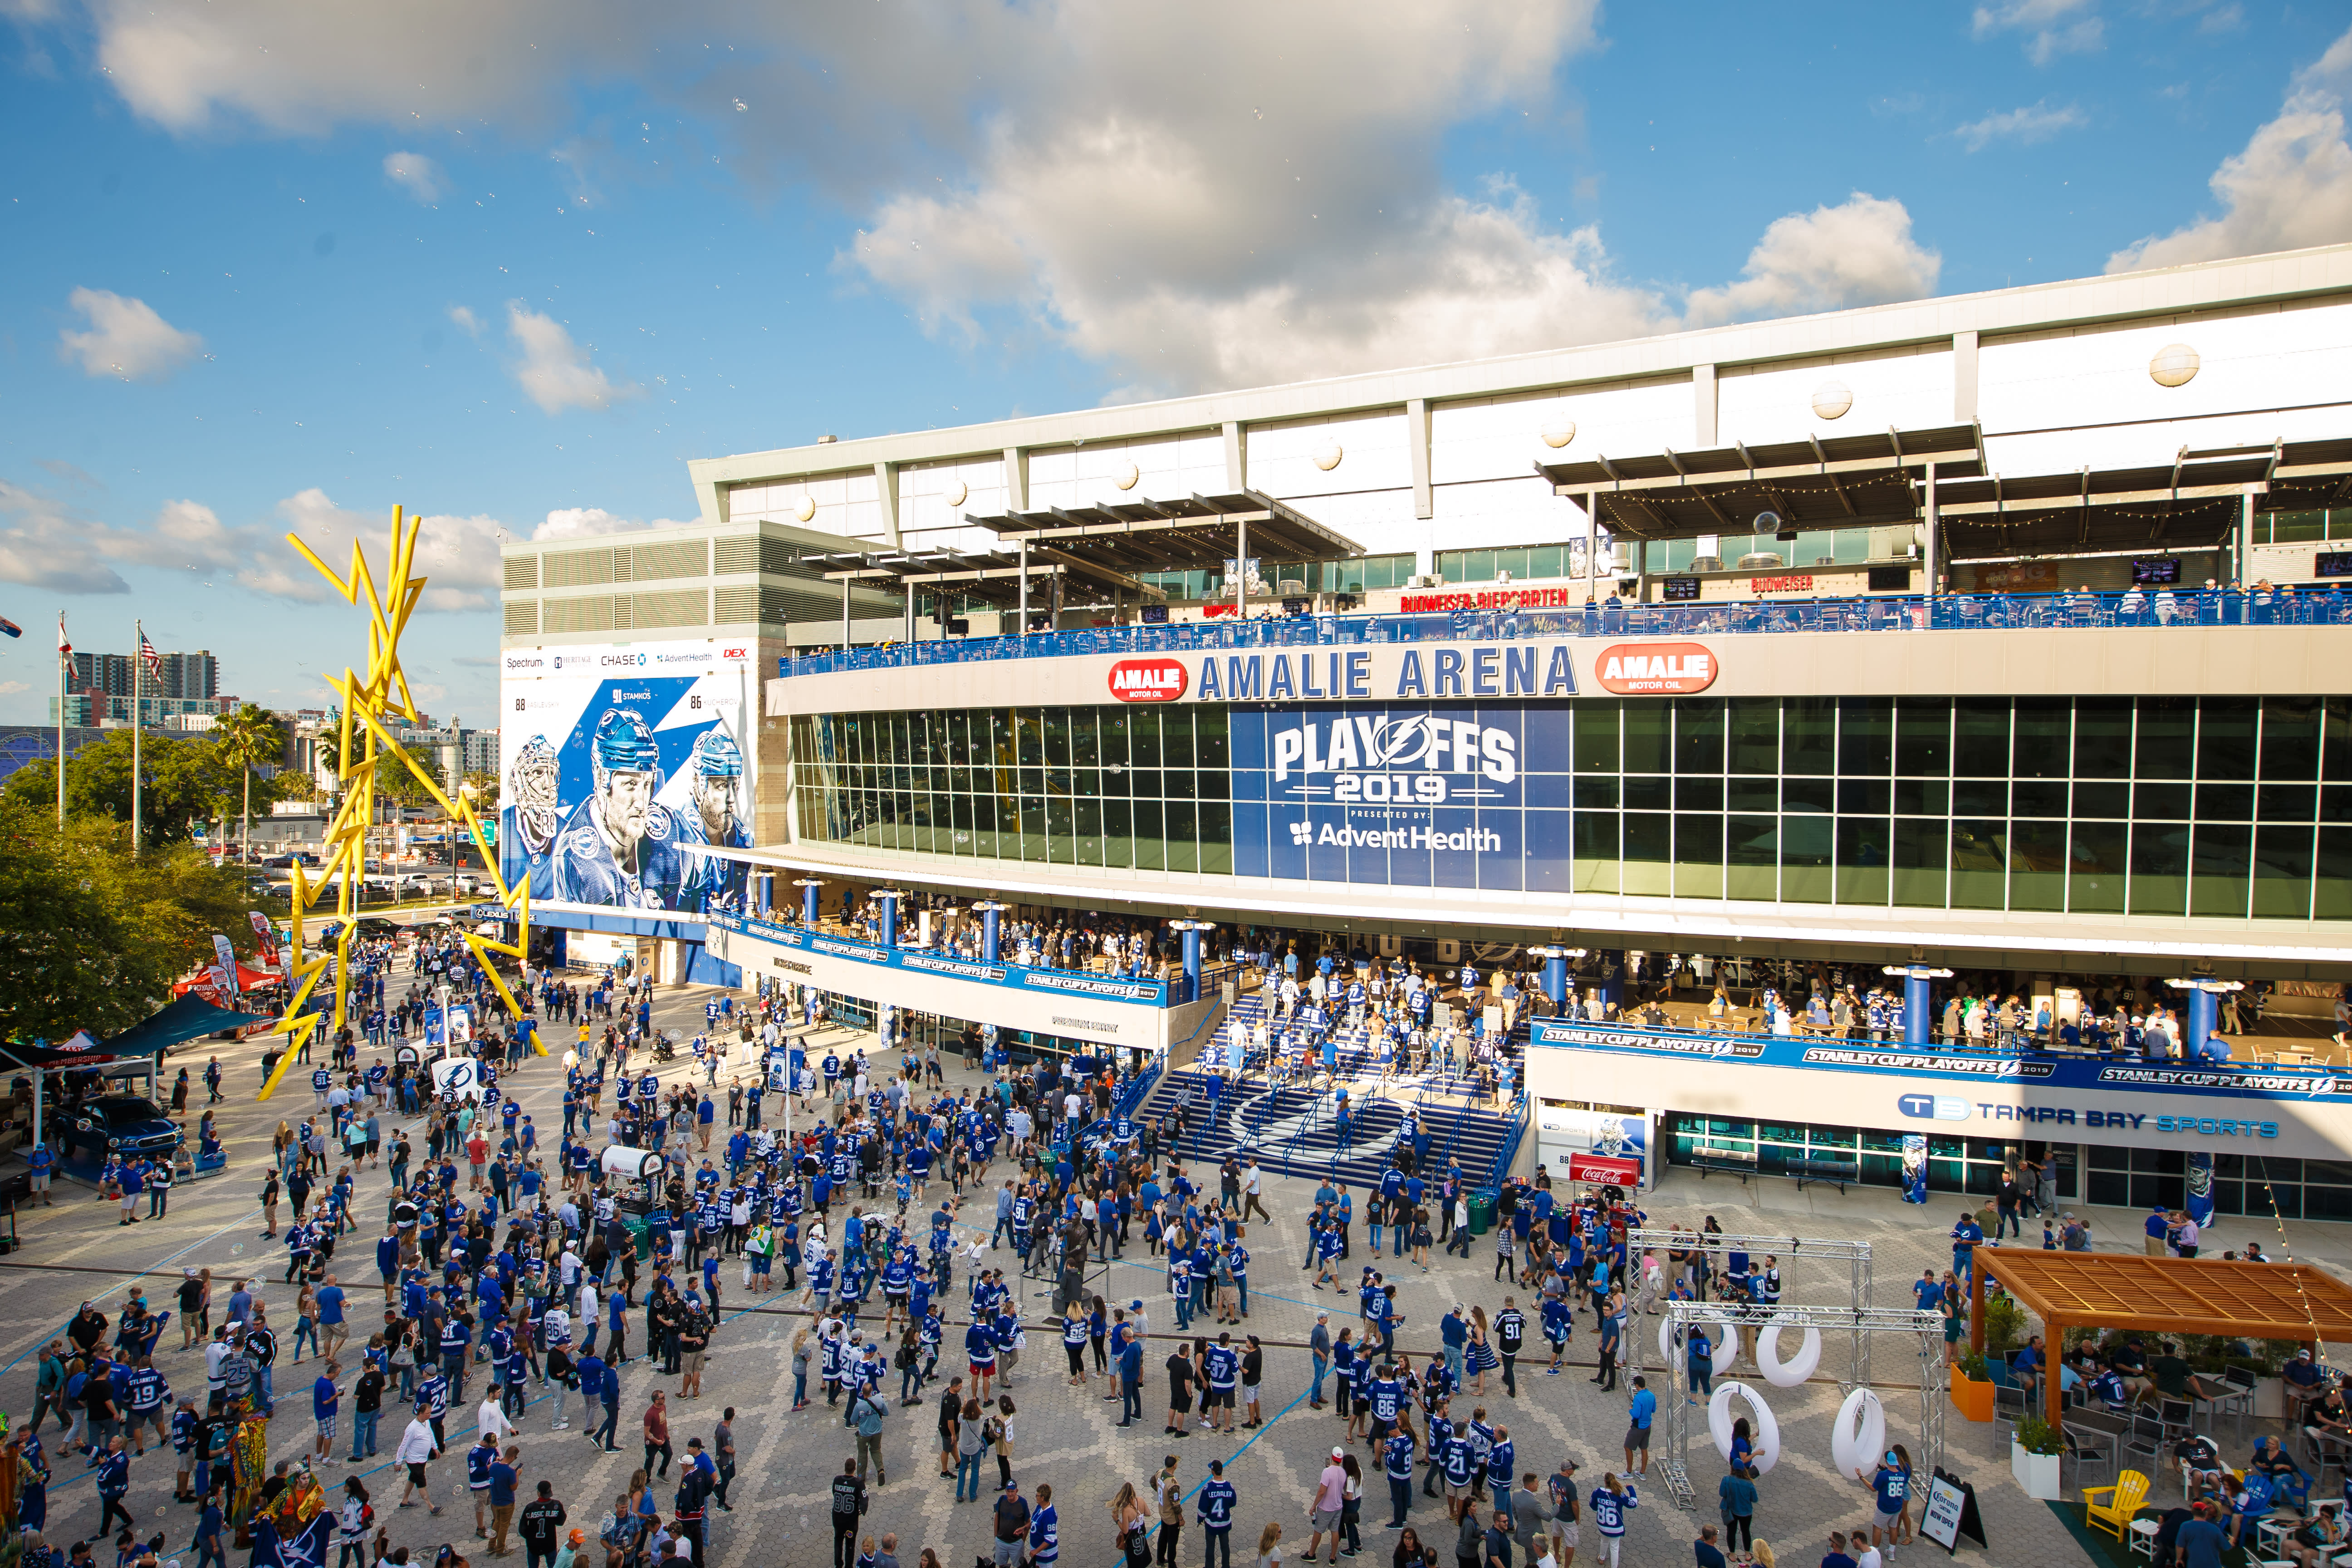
[808,544,1154,607]
[1539,426,2352,562]
[962,489,1364,573]
[1537,424,1986,541]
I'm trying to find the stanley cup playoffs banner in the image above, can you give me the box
[499,640,755,915]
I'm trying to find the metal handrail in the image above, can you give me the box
[780,587,2351,678]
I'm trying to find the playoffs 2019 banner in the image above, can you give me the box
[500,639,756,915]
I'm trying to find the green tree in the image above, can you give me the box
[212,704,284,856]
[2,729,250,844]
[374,745,438,808]
[0,800,257,1040]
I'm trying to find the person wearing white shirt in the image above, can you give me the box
[477,1394,515,1446]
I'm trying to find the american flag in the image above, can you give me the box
[138,628,164,685]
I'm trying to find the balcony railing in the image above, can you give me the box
[780,587,2350,678]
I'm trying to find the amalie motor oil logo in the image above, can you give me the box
[1107,657,1189,702]
[1596,641,1717,694]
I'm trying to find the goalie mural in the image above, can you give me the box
[500,639,756,914]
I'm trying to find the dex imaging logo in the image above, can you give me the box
[1897,1093,1971,1122]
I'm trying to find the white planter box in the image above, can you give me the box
[2012,1441,2064,1501]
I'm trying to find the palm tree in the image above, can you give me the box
[211,704,283,860]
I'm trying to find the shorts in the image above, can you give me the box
[1311,1508,1340,1533]
[1555,1524,1579,1550]
[682,1352,704,1377]
[29,1173,48,1191]
[1170,1393,1193,1414]
[1212,1387,1235,1407]
[1625,1424,1651,1452]
[1446,1480,1470,1501]
[318,1414,338,1444]
[970,1361,996,1379]
[1874,1505,1901,1530]
[1242,1383,1259,1404]
[408,1463,429,1486]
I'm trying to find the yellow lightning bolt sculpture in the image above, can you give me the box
[258,506,538,1099]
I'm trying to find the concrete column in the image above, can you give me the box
[1905,970,1934,1047]
[1003,446,1029,511]
[974,902,1009,965]
[1222,421,1245,491]
[1585,491,1599,598]
[876,890,899,949]
[1693,363,1718,446]
[796,877,823,925]
[1528,946,1581,1013]
[2240,490,2256,586]
[874,461,901,548]
[1236,514,1249,622]
[1181,926,1203,1003]
[840,579,851,647]
[1407,397,1433,521]
[1952,331,1980,424]
[1018,539,1030,636]
[2185,987,2218,1057]
[1923,462,1940,598]
[755,872,773,916]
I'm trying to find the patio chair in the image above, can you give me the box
[2064,1422,2117,1489]
[2084,1470,2151,1542]
[2202,1365,2254,1443]
[2157,1396,2195,1445]
[2122,1413,2171,1492]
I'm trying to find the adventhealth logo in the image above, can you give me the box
[1288,821,1314,846]
[1288,818,1502,853]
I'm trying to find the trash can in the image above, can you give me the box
[1467,1191,1496,1236]
[620,1210,653,1260]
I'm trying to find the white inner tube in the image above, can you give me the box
[1657,1311,1738,1375]
[1829,1387,1888,1482]
[1757,1318,1823,1388]
[1706,1381,1782,1475]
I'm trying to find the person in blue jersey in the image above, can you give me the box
[1198,1460,1238,1568]
[651,725,750,914]
[499,736,563,902]
[549,707,668,909]
[1589,1473,1637,1568]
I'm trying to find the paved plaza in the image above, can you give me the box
[5,977,2340,1568]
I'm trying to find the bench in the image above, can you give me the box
[1789,1157,1859,1193]
[1690,1150,1759,1183]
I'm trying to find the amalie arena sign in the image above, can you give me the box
[1107,641,1717,703]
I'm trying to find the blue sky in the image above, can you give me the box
[0,0,2347,726]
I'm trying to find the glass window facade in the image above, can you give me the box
[1133,553,1415,600]
[791,696,2352,919]
[2084,1146,2352,1220]
[2253,508,2352,544]
[1664,1114,2077,1198]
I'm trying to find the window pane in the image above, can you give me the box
[2069,821,2127,913]
[1839,698,1893,777]
[2131,822,2190,916]
[2012,698,2070,779]
[1951,819,2008,909]
[2136,698,2195,779]
[2253,823,2314,920]
[1837,817,1889,905]
[2262,697,2322,780]
[1574,811,1619,892]
[1675,699,1726,774]
[1575,702,1621,774]
[1624,705,1670,774]
[1893,818,1947,907]
[1623,811,1671,896]
[1728,700,1780,774]
[1162,710,1196,768]
[1896,700,1951,778]
[1198,803,1233,875]
[1728,814,1777,901]
[1132,800,1164,870]
[1953,699,2010,776]
[2073,698,2132,778]
[1675,813,1724,898]
[2198,699,2257,782]
[1165,803,1198,872]
[1131,710,1163,769]
[2192,822,2251,916]
[1784,698,1836,775]
[2318,826,2352,921]
[2008,818,2068,911]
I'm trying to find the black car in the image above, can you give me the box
[318,916,403,943]
[63,1096,182,1163]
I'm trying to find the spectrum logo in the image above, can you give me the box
[1108,657,1188,702]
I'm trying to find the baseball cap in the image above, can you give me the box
[1331,1446,1346,1460]
[1131,1299,1144,1310]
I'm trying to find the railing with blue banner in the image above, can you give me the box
[779,587,2351,678]
[709,910,1186,1008]
[1481,1095,1530,1200]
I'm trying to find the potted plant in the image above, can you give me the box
[2011,1415,2064,1500]
[1951,1351,1996,1423]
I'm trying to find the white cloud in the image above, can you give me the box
[57,287,203,381]
[1954,100,2087,151]
[73,486,506,611]
[0,479,128,593]
[382,150,445,204]
[40,0,1943,395]
[2107,25,2352,272]
[0,682,29,698]
[1682,194,1941,329]
[533,507,691,541]
[1971,0,2103,64]
[506,304,637,415]
[448,305,482,338]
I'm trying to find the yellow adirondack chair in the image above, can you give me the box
[2083,1470,2150,1540]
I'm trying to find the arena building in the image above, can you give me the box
[497,242,2352,1216]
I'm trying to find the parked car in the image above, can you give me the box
[62,1096,182,1163]
[317,916,404,943]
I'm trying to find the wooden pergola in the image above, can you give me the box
[1970,1250,2352,1434]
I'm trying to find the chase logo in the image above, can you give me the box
[1898,1093,1971,1122]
